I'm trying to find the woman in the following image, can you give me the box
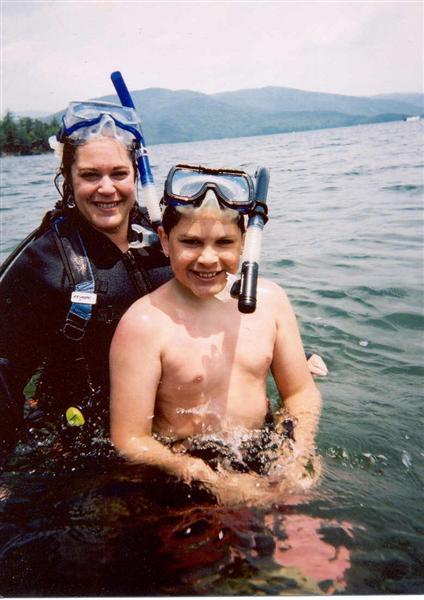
[0,100,327,456]
[0,101,171,453]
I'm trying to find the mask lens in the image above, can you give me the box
[171,170,206,198]
[216,173,250,205]
[66,102,138,128]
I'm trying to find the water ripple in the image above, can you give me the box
[382,184,424,194]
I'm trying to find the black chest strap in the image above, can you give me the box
[51,214,97,342]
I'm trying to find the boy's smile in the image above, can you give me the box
[159,213,243,299]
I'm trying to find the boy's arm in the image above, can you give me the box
[268,283,322,457]
[109,302,218,485]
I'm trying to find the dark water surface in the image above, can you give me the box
[1,121,423,595]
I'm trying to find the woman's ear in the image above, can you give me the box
[158,226,170,257]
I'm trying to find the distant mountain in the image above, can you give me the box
[369,93,424,112]
[47,86,423,145]
[212,87,423,117]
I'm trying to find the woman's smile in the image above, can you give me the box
[71,137,136,243]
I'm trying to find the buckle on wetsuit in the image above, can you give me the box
[62,314,87,341]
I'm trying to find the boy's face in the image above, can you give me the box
[160,213,243,299]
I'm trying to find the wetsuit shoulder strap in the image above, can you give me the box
[50,213,97,342]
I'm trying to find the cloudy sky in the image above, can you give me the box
[1,1,423,114]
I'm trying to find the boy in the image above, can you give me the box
[110,165,322,504]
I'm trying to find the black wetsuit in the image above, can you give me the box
[0,207,172,453]
[157,411,296,476]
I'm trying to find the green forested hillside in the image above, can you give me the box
[0,112,59,155]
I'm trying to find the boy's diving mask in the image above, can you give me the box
[163,164,255,213]
[50,101,143,154]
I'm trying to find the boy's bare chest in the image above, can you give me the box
[159,312,275,388]
[153,305,276,435]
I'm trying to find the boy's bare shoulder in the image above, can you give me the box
[257,277,290,304]
[117,281,172,336]
[255,278,296,330]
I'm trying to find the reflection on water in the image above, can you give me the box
[0,447,353,597]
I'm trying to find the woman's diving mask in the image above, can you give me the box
[49,100,144,158]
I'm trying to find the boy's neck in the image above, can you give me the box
[172,277,234,308]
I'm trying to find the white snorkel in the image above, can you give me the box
[231,167,270,313]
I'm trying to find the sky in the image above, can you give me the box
[1,0,423,114]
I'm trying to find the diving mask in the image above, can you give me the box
[49,100,144,156]
[163,164,255,213]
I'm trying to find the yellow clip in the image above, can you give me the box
[66,406,85,427]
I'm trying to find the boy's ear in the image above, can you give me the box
[158,226,170,257]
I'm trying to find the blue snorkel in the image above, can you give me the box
[110,71,162,229]
[231,167,269,313]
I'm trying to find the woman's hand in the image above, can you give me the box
[307,353,328,377]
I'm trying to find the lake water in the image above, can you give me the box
[1,120,423,595]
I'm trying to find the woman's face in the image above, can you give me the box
[71,137,136,237]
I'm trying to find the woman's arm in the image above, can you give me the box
[0,230,60,451]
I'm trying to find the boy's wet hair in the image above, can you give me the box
[161,204,246,235]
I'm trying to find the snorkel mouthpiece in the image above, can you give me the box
[236,262,259,313]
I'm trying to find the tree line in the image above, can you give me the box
[0,112,59,155]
